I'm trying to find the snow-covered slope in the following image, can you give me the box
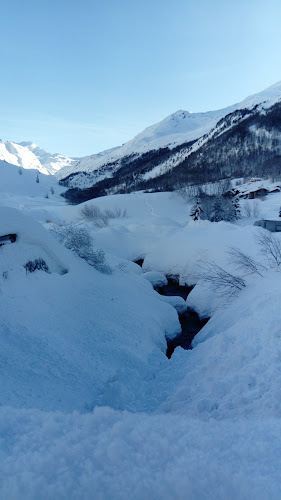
[1,185,281,498]
[0,206,179,413]
[1,189,281,498]
[0,140,75,175]
[0,159,65,202]
[58,80,281,181]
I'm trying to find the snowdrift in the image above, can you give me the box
[0,207,180,412]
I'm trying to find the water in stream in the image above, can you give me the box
[134,260,208,358]
[157,277,209,358]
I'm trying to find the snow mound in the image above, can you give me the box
[142,271,168,287]
[0,207,180,412]
[158,294,187,314]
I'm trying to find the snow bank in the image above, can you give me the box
[142,271,168,287]
[2,188,281,498]
[158,294,187,314]
[159,271,281,420]
[0,160,66,219]
[0,207,180,412]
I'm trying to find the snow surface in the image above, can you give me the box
[1,172,281,498]
[142,270,168,287]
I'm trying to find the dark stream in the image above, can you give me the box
[156,278,209,358]
[134,260,208,358]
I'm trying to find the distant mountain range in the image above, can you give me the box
[0,140,75,175]
[3,81,281,203]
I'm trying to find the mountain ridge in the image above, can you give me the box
[57,80,281,180]
[0,140,75,175]
[57,81,281,203]
[3,80,281,198]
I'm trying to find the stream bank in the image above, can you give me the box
[156,277,209,358]
[133,260,208,358]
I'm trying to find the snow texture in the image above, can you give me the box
[1,156,281,498]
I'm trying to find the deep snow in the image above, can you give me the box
[1,165,281,498]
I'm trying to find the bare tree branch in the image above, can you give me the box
[227,246,265,277]
[255,230,281,268]
[200,261,246,299]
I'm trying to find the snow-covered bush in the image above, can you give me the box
[24,258,49,274]
[80,205,109,227]
[200,194,237,222]
[80,204,127,227]
[54,224,112,274]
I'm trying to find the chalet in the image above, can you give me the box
[254,220,281,232]
[247,188,269,199]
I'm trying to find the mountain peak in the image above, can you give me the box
[0,140,74,175]
[264,80,281,91]
[19,141,36,147]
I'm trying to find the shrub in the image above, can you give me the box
[24,258,49,274]
[200,261,246,299]
[80,204,127,227]
[255,230,281,268]
[243,200,261,218]
[227,247,265,276]
[54,224,112,274]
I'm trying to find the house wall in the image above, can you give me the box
[254,220,281,232]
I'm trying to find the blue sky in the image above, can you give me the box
[1,0,281,157]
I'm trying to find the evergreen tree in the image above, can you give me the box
[210,198,224,222]
[36,172,39,183]
[233,196,241,220]
[190,199,203,221]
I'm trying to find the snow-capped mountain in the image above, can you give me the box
[58,81,281,203]
[59,81,281,179]
[0,140,75,175]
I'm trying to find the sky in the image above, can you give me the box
[1,0,281,157]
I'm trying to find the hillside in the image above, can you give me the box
[58,81,281,203]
